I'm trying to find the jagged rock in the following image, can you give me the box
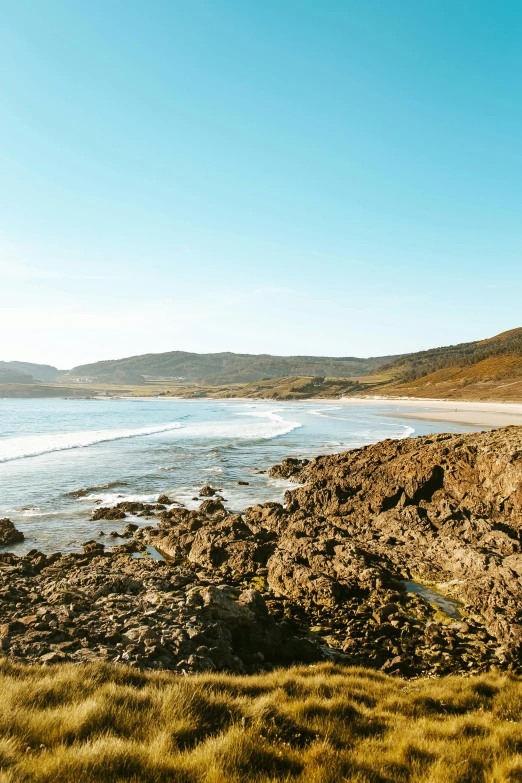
[199,485,219,497]
[91,507,126,521]
[82,541,105,555]
[265,427,522,666]
[199,499,226,516]
[120,523,139,538]
[115,501,146,514]
[268,457,309,479]
[0,519,24,547]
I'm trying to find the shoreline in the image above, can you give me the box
[94,393,522,428]
[6,389,522,429]
[335,396,522,428]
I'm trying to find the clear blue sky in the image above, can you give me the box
[1,0,521,368]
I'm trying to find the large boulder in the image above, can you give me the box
[0,519,24,547]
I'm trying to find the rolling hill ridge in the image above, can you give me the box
[69,350,402,385]
[3,327,522,401]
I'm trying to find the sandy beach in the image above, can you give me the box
[126,394,522,428]
[338,396,522,428]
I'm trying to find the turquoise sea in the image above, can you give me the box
[0,398,482,554]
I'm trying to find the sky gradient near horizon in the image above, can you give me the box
[1,0,521,368]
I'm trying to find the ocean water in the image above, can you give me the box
[0,397,482,554]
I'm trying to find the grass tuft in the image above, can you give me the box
[1,661,522,781]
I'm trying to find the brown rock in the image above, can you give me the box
[91,507,126,521]
[0,518,24,547]
[0,621,26,637]
[199,499,226,516]
[82,540,105,555]
[199,485,218,497]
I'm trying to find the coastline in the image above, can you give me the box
[335,396,522,428]
[5,387,522,429]
[105,393,522,428]
[2,425,522,681]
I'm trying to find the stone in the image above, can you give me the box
[0,621,26,637]
[83,541,105,555]
[40,652,69,664]
[199,485,218,497]
[120,523,139,538]
[373,603,400,623]
[199,499,226,516]
[0,518,24,547]
[91,507,126,521]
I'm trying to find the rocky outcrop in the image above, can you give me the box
[0,549,323,672]
[265,428,522,666]
[140,427,522,674]
[0,519,24,547]
[2,428,522,677]
[199,485,219,497]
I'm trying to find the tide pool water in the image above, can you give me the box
[0,397,483,554]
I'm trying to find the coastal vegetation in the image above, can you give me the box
[374,327,522,401]
[383,327,522,382]
[1,660,522,782]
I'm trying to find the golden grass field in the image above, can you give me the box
[2,661,522,782]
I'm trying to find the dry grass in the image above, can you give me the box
[1,662,522,782]
[384,355,522,402]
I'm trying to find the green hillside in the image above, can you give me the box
[0,361,60,382]
[0,367,35,384]
[70,350,401,385]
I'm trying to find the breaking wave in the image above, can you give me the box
[0,423,183,463]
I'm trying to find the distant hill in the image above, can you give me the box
[382,327,522,401]
[0,361,60,382]
[70,350,402,385]
[6,327,522,402]
[0,367,35,384]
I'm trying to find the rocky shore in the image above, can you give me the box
[1,426,522,677]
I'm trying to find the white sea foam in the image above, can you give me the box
[0,422,183,463]
[164,409,301,441]
[87,491,158,505]
[0,409,302,465]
